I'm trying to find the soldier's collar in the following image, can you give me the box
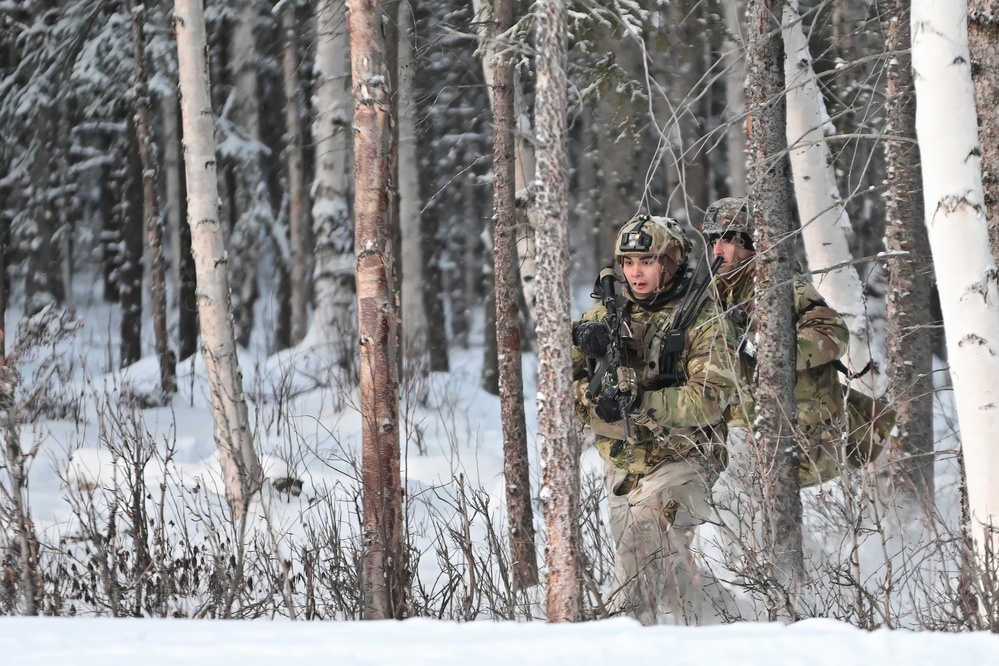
[720,256,755,285]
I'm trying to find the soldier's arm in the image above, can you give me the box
[635,303,741,428]
[571,305,606,381]
[793,278,849,371]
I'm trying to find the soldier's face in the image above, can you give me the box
[621,256,671,295]
[711,238,753,274]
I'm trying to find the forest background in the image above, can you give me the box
[1,0,998,631]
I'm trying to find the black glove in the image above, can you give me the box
[595,395,624,423]
[594,387,643,424]
[574,322,611,358]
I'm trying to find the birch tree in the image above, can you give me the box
[534,0,581,622]
[882,0,934,500]
[305,0,356,379]
[175,0,262,523]
[746,0,805,598]
[347,0,407,619]
[782,1,879,388]
[147,3,198,362]
[912,0,999,566]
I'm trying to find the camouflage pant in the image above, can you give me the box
[605,458,716,626]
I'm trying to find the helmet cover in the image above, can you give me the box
[614,214,690,268]
[703,198,753,249]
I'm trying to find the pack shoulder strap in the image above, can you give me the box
[833,358,872,380]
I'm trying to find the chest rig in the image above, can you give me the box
[623,304,687,391]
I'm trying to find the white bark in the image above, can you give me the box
[174,0,262,522]
[912,0,999,559]
[304,0,355,351]
[783,2,881,391]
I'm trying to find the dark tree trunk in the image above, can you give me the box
[970,0,999,261]
[882,0,934,502]
[281,1,311,347]
[420,206,449,372]
[177,139,199,362]
[121,116,145,368]
[25,117,60,315]
[481,252,499,396]
[746,0,804,604]
[348,0,408,620]
[491,0,539,591]
[129,0,175,396]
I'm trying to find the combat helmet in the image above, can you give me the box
[615,214,691,269]
[703,197,753,250]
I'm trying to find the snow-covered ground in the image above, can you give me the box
[6,614,999,665]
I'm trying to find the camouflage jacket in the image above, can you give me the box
[713,259,849,431]
[572,273,741,475]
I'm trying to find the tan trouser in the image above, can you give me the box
[605,458,716,625]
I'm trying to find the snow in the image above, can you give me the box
[0,270,987,663]
[5,614,999,665]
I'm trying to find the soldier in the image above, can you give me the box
[702,197,851,485]
[572,214,741,625]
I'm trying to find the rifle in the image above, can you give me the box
[587,268,639,462]
[644,255,725,390]
[673,255,725,332]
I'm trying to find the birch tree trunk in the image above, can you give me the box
[347,0,407,619]
[746,0,804,600]
[281,1,311,348]
[476,0,539,591]
[156,15,198,363]
[534,0,581,622]
[968,2,999,267]
[129,0,176,397]
[912,0,999,566]
[782,2,879,389]
[175,0,262,523]
[883,0,934,501]
[305,0,356,375]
